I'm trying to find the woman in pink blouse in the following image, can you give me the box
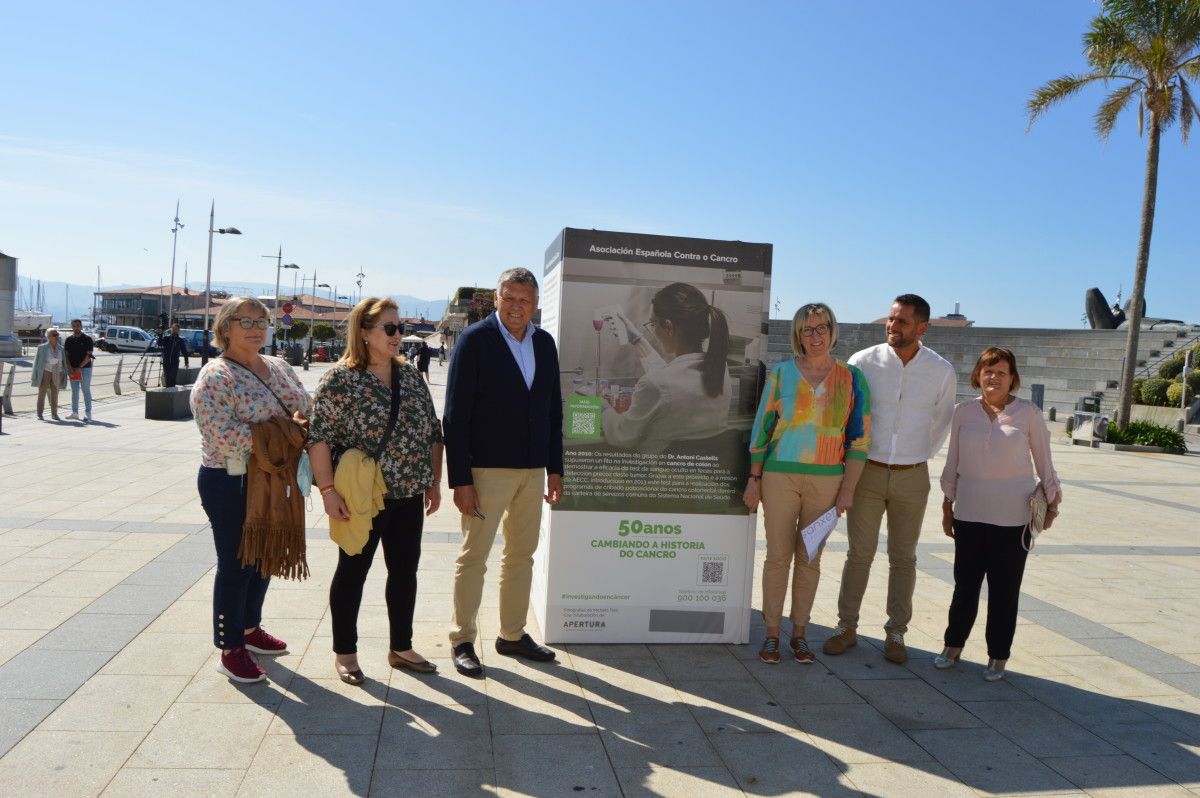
[191,297,311,684]
[936,347,1061,681]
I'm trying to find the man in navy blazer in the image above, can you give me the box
[443,267,564,677]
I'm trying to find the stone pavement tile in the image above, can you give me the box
[0,729,144,796]
[0,647,111,699]
[591,702,719,768]
[788,703,934,765]
[0,528,68,547]
[150,539,216,565]
[28,536,112,561]
[1008,673,1162,728]
[268,676,387,736]
[0,580,32,606]
[386,662,490,707]
[0,555,74,582]
[1010,624,1103,657]
[0,628,44,666]
[847,678,985,731]
[614,765,743,798]
[487,669,595,736]
[709,730,855,796]
[1042,753,1195,796]
[377,704,493,770]
[1090,720,1200,787]
[25,568,128,598]
[961,700,1119,758]
[370,768,498,797]
[0,697,60,758]
[82,582,187,616]
[1106,622,1200,655]
[0,546,33,566]
[908,727,1077,794]
[40,674,189,732]
[122,560,213,587]
[71,548,161,573]
[1018,609,1124,641]
[493,733,619,797]
[34,612,156,652]
[1138,694,1200,740]
[0,593,91,629]
[814,639,921,681]
[105,531,190,549]
[1046,655,1183,698]
[100,767,244,798]
[259,587,329,619]
[1151,671,1200,697]
[144,599,210,633]
[236,733,376,797]
[674,678,797,734]
[751,660,868,707]
[129,702,274,769]
[566,643,655,661]
[571,656,681,707]
[652,644,749,682]
[32,518,125,533]
[175,657,294,708]
[907,658,1030,702]
[1080,637,1200,676]
[100,631,215,676]
[839,761,981,797]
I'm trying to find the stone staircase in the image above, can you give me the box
[764,321,1200,419]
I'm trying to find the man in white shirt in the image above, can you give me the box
[824,294,956,664]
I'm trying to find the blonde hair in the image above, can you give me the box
[341,297,404,370]
[791,303,838,356]
[212,296,270,350]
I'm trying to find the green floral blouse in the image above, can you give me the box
[309,362,443,499]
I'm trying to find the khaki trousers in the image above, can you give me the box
[450,467,545,646]
[760,471,843,629]
[37,372,60,417]
[836,462,930,635]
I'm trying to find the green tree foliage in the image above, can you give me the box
[312,322,337,341]
[1140,376,1172,405]
[1166,381,1194,405]
[289,320,310,341]
[1028,0,1200,430]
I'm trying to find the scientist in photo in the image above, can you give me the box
[600,282,731,453]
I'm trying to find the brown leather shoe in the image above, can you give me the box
[884,633,908,664]
[758,636,781,663]
[388,650,437,674]
[791,637,816,664]
[822,626,857,655]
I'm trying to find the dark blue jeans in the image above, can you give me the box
[198,466,270,650]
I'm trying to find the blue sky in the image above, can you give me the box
[3,1,1197,328]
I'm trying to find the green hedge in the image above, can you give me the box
[1106,420,1187,454]
[1132,377,1145,405]
[1166,382,1193,406]
[1140,377,1172,407]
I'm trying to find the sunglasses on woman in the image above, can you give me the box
[379,323,402,336]
[233,317,270,330]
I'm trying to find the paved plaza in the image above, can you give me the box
[0,359,1198,797]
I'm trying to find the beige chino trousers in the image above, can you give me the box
[760,471,843,630]
[450,467,545,647]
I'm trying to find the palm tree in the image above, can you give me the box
[1027,0,1200,430]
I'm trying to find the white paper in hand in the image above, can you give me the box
[800,506,839,562]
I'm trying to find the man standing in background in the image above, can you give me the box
[64,319,95,423]
[824,294,956,664]
[160,323,191,388]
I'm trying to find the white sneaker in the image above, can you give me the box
[65,412,80,420]
[84,413,93,423]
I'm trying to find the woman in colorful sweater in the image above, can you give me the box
[744,303,870,664]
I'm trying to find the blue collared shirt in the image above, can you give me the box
[496,312,536,389]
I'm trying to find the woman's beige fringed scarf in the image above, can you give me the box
[240,415,309,580]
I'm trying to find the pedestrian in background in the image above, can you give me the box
[31,327,66,421]
[160,322,191,387]
[64,319,95,423]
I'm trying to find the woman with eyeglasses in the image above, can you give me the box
[31,327,67,420]
[191,297,311,683]
[936,347,1061,681]
[599,282,732,453]
[308,297,444,685]
[744,303,870,665]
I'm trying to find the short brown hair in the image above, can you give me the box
[341,297,402,370]
[212,296,270,350]
[970,346,1020,391]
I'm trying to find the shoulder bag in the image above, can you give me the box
[223,355,312,496]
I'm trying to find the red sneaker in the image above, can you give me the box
[244,626,288,656]
[217,647,266,683]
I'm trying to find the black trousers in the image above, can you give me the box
[943,518,1029,661]
[163,360,179,387]
[330,496,425,654]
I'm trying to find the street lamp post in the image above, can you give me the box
[202,201,242,364]
[262,247,298,355]
[167,201,184,327]
[311,281,330,360]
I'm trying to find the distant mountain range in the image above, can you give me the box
[14,276,448,325]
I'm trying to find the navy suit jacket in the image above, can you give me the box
[443,314,564,488]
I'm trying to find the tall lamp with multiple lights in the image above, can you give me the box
[263,247,298,355]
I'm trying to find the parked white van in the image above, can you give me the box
[96,326,159,353]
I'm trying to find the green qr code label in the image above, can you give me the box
[566,395,602,439]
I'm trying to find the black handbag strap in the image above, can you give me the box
[375,361,402,463]
[222,355,295,419]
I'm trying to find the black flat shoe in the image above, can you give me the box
[494,633,556,663]
[453,642,483,678]
[389,650,437,674]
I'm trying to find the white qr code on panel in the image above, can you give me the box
[698,556,727,586]
[571,414,596,436]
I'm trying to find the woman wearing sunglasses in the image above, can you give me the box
[191,297,311,683]
[308,297,444,684]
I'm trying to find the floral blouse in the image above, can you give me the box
[191,356,312,469]
[309,362,443,499]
